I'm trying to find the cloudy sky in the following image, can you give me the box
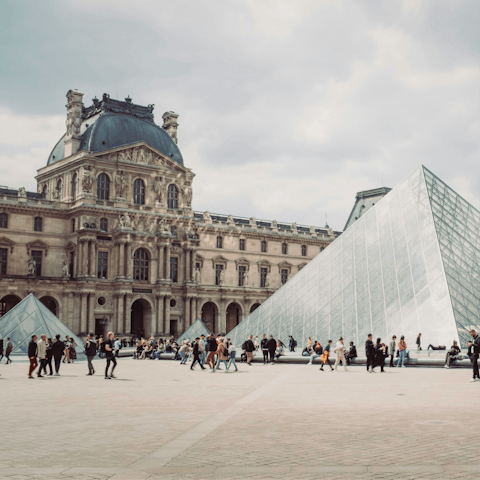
[0,0,478,230]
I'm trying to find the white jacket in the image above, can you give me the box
[37,339,47,359]
[334,342,346,356]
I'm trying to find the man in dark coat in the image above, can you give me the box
[365,334,375,373]
[261,334,269,364]
[267,335,276,364]
[190,338,206,370]
[467,329,480,382]
[244,335,255,366]
[27,335,38,379]
[52,334,65,376]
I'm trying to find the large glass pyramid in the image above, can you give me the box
[0,294,85,355]
[228,166,480,349]
[177,319,211,343]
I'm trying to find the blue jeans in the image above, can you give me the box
[309,354,321,364]
[397,350,407,367]
[180,352,187,364]
[227,353,238,371]
[215,359,228,370]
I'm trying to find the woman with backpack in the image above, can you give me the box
[215,338,229,372]
[226,338,238,372]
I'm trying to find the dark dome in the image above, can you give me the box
[47,112,184,166]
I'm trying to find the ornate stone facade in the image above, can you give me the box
[0,90,339,339]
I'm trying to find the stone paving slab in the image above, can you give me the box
[0,357,479,480]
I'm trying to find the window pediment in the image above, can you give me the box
[26,240,49,256]
[235,257,250,270]
[211,255,228,268]
[278,261,293,274]
[257,259,272,273]
[298,262,307,271]
[0,237,15,253]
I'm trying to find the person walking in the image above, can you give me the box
[389,336,397,368]
[319,340,334,371]
[373,338,386,372]
[254,336,260,351]
[103,331,117,379]
[198,334,206,366]
[85,332,97,375]
[5,337,13,364]
[334,337,347,372]
[52,334,65,376]
[27,335,38,379]
[289,336,296,352]
[190,338,206,370]
[244,335,255,366]
[267,335,276,364]
[36,334,47,378]
[308,342,323,365]
[215,338,229,371]
[226,338,238,372]
[261,334,269,364]
[114,337,121,358]
[206,334,217,372]
[467,329,480,382]
[62,336,71,363]
[178,342,189,365]
[416,333,422,351]
[396,336,407,368]
[346,342,357,365]
[365,334,375,373]
[45,338,54,375]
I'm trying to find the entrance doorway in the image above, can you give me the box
[201,302,218,333]
[226,302,242,334]
[170,319,178,338]
[95,319,105,339]
[250,303,261,314]
[0,294,21,317]
[40,296,58,316]
[130,298,153,338]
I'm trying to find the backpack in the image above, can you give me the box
[100,341,107,353]
[241,341,247,351]
[293,340,297,347]
[85,340,97,357]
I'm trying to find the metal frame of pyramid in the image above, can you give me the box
[228,166,480,349]
[177,318,211,343]
[0,293,85,355]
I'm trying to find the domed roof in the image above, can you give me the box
[47,95,184,166]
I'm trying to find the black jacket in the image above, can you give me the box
[261,338,268,350]
[207,338,217,352]
[348,346,357,357]
[192,342,200,356]
[52,340,65,357]
[266,338,276,351]
[365,340,374,356]
[471,335,480,356]
[28,340,37,358]
[245,339,255,352]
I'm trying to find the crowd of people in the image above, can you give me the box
[0,328,478,382]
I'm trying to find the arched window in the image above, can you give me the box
[167,184,178,209]
[301,245,307,256]
[42,185,48,199]
[261,240,267,253]
[57,179,63,199]
[133,248,149,281]
[133,179,145,205]
[282,243,288,255]
[216,236,223,248]
[97,173,110,200]
[71,174,78,201]
[100,218,108,232]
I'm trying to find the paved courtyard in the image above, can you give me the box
[1,356,479,480]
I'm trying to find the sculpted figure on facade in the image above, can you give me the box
[52,185,60,200]
[81,166,95,193]
[194,267,201,284]
[243,270,249,287]
[249,217,257,228]
[115,170,128,197]
[291,222,298,233]
[18,187,27,198]
[27,258,36,276]
[227,214,234,223]
[271,220,278,229]
[157,217,171,235]
[203,211,212,223]
[154,176,166,203]
[309,225,316,234]
[119,214,134,229]
[62,258,70,277]
[183,182,193,207]
[328,227,334,236]
[219,269,225,286]
[118,149,132,163]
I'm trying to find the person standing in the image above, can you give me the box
[215,338,229,371]
[254,336,260,351]
[416,333,422,351]
[85,332,97,375]
[261,334,269,364]
[226,338,238,372]
[244,335,255,366]
[467,329,480,382]
[365,334,375,373]
[396,336,407,368]
[198,334,206,366]
[52,334,65,376]
[5,337,13,364]
[389,336,397,368]
[114,337,121,358]
[206,334,217,372]
[289,336,296,352]
[36,334,47,378]
[27,335,38,379]
[346,342,357,365]
[267,335,276,364]
[334,337,347,372]
[319,340,334,371]
[62,336,71,363]
[373,338,386,372]
[103,331,117,379]
[190,338,205,370]
[45,338,54,375]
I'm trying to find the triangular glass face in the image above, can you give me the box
[423,167,480,346]
[0,294,85,355]
[177,319,211,343]
[229,165,474,349]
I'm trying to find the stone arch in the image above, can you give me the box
[226,302,242,334]
[250,302,261,314]
[130,296,154,338]
[39,295,60,317]
[0,294,22,317]
[200,300,219,334]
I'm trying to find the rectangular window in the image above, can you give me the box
[215,264,224,286]
[0,248,7,275]
[195,262,200,270]
[282,243,287,255]
[261,240,267,253]
[170,257,178,283]
[69,252,74,278]
[97,251,108,279]
[281,269,288,285]
[71,219,76,233]
[238,265,246,286]
[260,267,267,288]
[34,217,43,232]
[301,245,307,256]
[239,239,245,251]
[216,236,223,248]
[31,250,42,277]
[0,213,8,228]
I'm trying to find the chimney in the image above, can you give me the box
[64,89,84,157]
[162,111,179,144]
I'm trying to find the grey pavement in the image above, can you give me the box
[0,355,479,480]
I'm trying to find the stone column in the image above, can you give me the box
[117,242,125,278]
[88,293,95,333]
[72,293,80,334]
[125,243,133,279]
[191,297,197,324]
[156,294,164,334]
[165,244,171,280]
[82,240,89,276]
[184,296,190,330]
[157,245,164,281]
[80,293,88,333]
[124,294,131,334]
[218,300,226,334]
[164,295,171,333]
[116,294,124,334]
[76,240,83,277]
[190,250,196,282]
[89,240,95,276]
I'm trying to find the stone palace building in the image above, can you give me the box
[0,90,340,339]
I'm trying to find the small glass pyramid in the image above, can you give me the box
[0,294,85,355]
[228,166,480,349]
[177,318,211,343]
